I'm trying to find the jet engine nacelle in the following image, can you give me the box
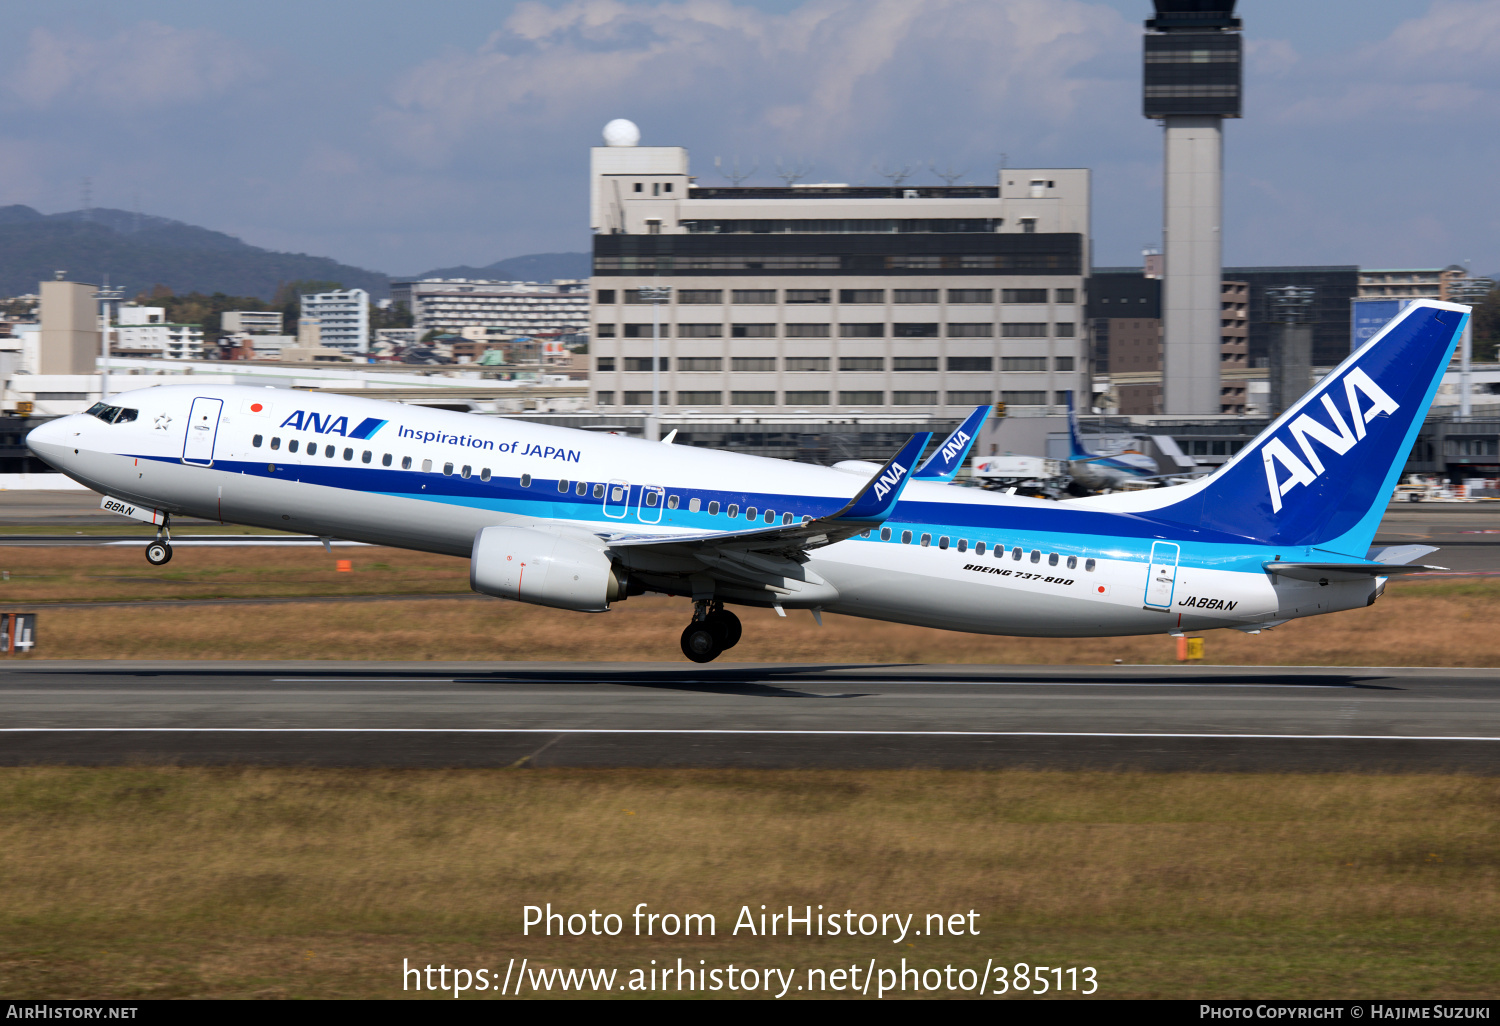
[470,526,624,612]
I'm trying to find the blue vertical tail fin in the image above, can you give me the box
[1147,300,1468,554]
[1064,390,1090,460]
[914,405,991,481]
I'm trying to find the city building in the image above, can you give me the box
[1089,278,1248,415]
[114,305,203,361]
[587,129,1089,417]
[389,279,589,338]
[222,310,284,335]
[299,288,370,353]
[1359,266,1467,300]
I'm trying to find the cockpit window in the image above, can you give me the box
[85,403,138,424]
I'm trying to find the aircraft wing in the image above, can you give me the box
[601,432,931,560]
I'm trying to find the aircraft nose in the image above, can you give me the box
[25,415,83,464]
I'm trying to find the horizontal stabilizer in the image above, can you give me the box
[1264,561,1445,582]
[1368,544,1440,565]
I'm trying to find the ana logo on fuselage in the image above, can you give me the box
[1262,367,1400,513]
[278,411,387,440]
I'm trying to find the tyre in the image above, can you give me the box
[145,541,173,566]
[705,609,742,649]
[680,622,722,663]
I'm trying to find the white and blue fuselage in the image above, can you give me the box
[25,300,1469,656]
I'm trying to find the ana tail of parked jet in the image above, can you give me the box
[1090,300,1469,556]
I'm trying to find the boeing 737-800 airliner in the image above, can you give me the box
[26,300,1466,662]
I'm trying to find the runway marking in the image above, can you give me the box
[1,728,1497,741]
[265,677,1360,689]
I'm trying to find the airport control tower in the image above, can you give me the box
[1145,1,1242,415]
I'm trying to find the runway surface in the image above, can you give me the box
[3,661,1498,771]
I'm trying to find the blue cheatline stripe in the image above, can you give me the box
[134,450,1297,572]
[348,418,387,440]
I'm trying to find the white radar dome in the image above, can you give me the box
[602,119,640,147]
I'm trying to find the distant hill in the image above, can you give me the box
[410,252,590,283]
[0,205,390,301]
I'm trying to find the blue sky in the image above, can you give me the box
[1,1,1495,277]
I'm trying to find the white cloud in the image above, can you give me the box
[6,22,263,111]
[378,0,1133,171]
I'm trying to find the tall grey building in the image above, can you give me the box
[1144,0,1242,415]
[587,129,1089,416]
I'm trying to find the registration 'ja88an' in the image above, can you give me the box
[989,963,1097,995]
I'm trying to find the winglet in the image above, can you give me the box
[914,406,991,481]
[830,432,931,523]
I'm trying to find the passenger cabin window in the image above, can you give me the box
[252,435,263,447]
[325,445,336,458]
[443,462,454,476]
[727,504,739,518]
[1085,558,1096,572]
[289,440,299,453]
[382,453,392,466]
[667,495,680,510]
[901,530,913,544]
[362,451,372,464]
[402,456,412,469]
[645,491,659,507]
[461,465,472,479]
[746,507,757,520]
[593,483,604,498]
[558,479,569,492]
[1030,550,1041,563]
[422,459,432,473]
[975,541,985,555]
[939,536,949,550]
[576,482,587,496]
[764,510,775,523]
[271,438,281,451]
[881,528,892,541]
[521,473,531,487]
[343,447,354,461]
[1066,556,1077,570]
[708,501,720,515]
[1012,547,1022,560]
[783,513,793,525]
[920,534,931,547]
[1048,553,1059,566]
[481,468,491,481]
[689,498,700,512]
[956,539,967,553]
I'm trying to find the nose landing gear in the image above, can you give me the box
[144,517,173,566]
[679,601,742,663]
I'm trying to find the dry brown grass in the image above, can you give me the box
[2,546,1499,664]
[0,767,1496,999]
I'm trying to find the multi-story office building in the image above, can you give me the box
[222,310,284,335]
[1359,266,1467,301]
[390,279,590,337]
[299,288,370,353]
[587,136,1089,415]
[114,305,203,360]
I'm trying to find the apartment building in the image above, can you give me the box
[113,305,203,360]
[299,288,370,353]
[390,279,589,337]
[586,134,1089,415]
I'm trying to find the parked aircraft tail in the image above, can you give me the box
[1148,300,1469,554]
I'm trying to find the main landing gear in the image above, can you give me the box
[679,601,742,663]
[144,516,172,566]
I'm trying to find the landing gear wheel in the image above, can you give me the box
[705,608,742,649]
[145,541,173,566]
[680,622,723,663]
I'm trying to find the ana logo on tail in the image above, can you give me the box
[872,462,909,501]
[1262,367,1400,513]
